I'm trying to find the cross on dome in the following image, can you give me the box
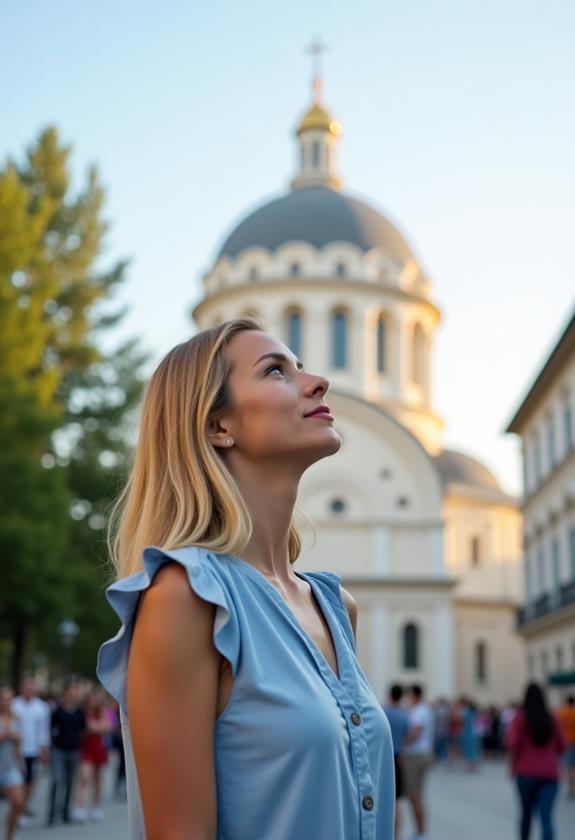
[305,38,328,103]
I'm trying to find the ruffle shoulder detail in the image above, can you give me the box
[96,545,240,714]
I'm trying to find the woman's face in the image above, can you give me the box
[214,330,341,469]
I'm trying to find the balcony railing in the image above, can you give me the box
[518,581,575,627]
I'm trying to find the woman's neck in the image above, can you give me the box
[232,459,300,583]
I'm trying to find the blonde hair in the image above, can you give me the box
[108,318,301,579]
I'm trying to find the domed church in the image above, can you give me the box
[192,74,525,704]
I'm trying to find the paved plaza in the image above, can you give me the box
[2,758,573,839]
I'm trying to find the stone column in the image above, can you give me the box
[372,526,392,575]
[370,605,390,703]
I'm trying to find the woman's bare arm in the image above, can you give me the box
[127,562,221,840]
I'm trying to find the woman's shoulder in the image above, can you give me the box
[105,546,229,617]
[97,545,241,713]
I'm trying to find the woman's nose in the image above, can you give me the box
[305,372,329,397]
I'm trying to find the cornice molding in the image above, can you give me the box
[192,277,442,323]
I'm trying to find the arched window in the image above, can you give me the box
[412,323,425,385]
[402,623,419,670]
[376,313,388,373]
[335,262,346,277]
[470,535,481,567]
[286,310,302,359]
[331,310,348,369]
[248,266,259,281]
[475,641,487,684]
[289,262,301,277]
[311,140,321,169]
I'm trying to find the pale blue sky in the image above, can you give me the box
[2,0,574,494]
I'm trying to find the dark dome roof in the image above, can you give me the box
[434,449,502,492]
[217,187,415,265]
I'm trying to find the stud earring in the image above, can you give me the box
[225,438,233,446]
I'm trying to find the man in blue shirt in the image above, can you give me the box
[383,684,410,840]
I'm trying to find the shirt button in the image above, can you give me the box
[350,711,362,725]
[362,795,374,811]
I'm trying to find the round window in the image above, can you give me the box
[329,497,347,515]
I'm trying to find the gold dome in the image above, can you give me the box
[296,103,342,136]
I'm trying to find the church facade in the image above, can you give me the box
[192,81,526,705]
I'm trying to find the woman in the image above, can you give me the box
[460,697,479,771]
[448,699,463,765]
[0,686,25,840]
[73,688,110,822]
[506,682,566,840]
[97,319,394,839]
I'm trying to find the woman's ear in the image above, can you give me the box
[206,417,235,450]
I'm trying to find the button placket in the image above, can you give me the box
[230,558,380,838]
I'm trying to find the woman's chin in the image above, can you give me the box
[309,429,342,461]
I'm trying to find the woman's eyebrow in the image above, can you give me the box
[253,352,303,370]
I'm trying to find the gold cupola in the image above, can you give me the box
[296,101,342,137]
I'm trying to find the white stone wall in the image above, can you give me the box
[443,494,523,602]
[454,602,526,706]
[345,583,455,702]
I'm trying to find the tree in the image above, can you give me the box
[0,128,147,685]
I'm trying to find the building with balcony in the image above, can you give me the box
[507,311,575,700]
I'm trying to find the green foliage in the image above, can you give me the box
[0,127,147,684]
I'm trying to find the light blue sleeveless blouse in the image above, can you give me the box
[97,545,394,839]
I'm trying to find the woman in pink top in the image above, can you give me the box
[506,682,566,840]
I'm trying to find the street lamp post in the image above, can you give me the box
[57,618,79,680]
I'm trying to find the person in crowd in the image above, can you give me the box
[433,698,450,763]
[476,705,492,756]
[107,699,126,799]
[506,682,566,840]
[96,320,395,839]
[485,705,502,757]
[73,688,110,822]
[47,681,85,825]
[383,684,410,839]
[555,694,575,798]
[460,697,480,771]
[500,699,518,744]
[448,699,463,766]
[11,677,50,827]
[0,687,25,840]
[403,684,434,840]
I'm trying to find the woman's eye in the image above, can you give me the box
[265,363,285,376]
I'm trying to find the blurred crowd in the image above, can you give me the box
[0,677,124,839]
[383,683,575,840]
[1,674,574,840]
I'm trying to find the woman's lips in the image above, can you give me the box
[304,406,334,420]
